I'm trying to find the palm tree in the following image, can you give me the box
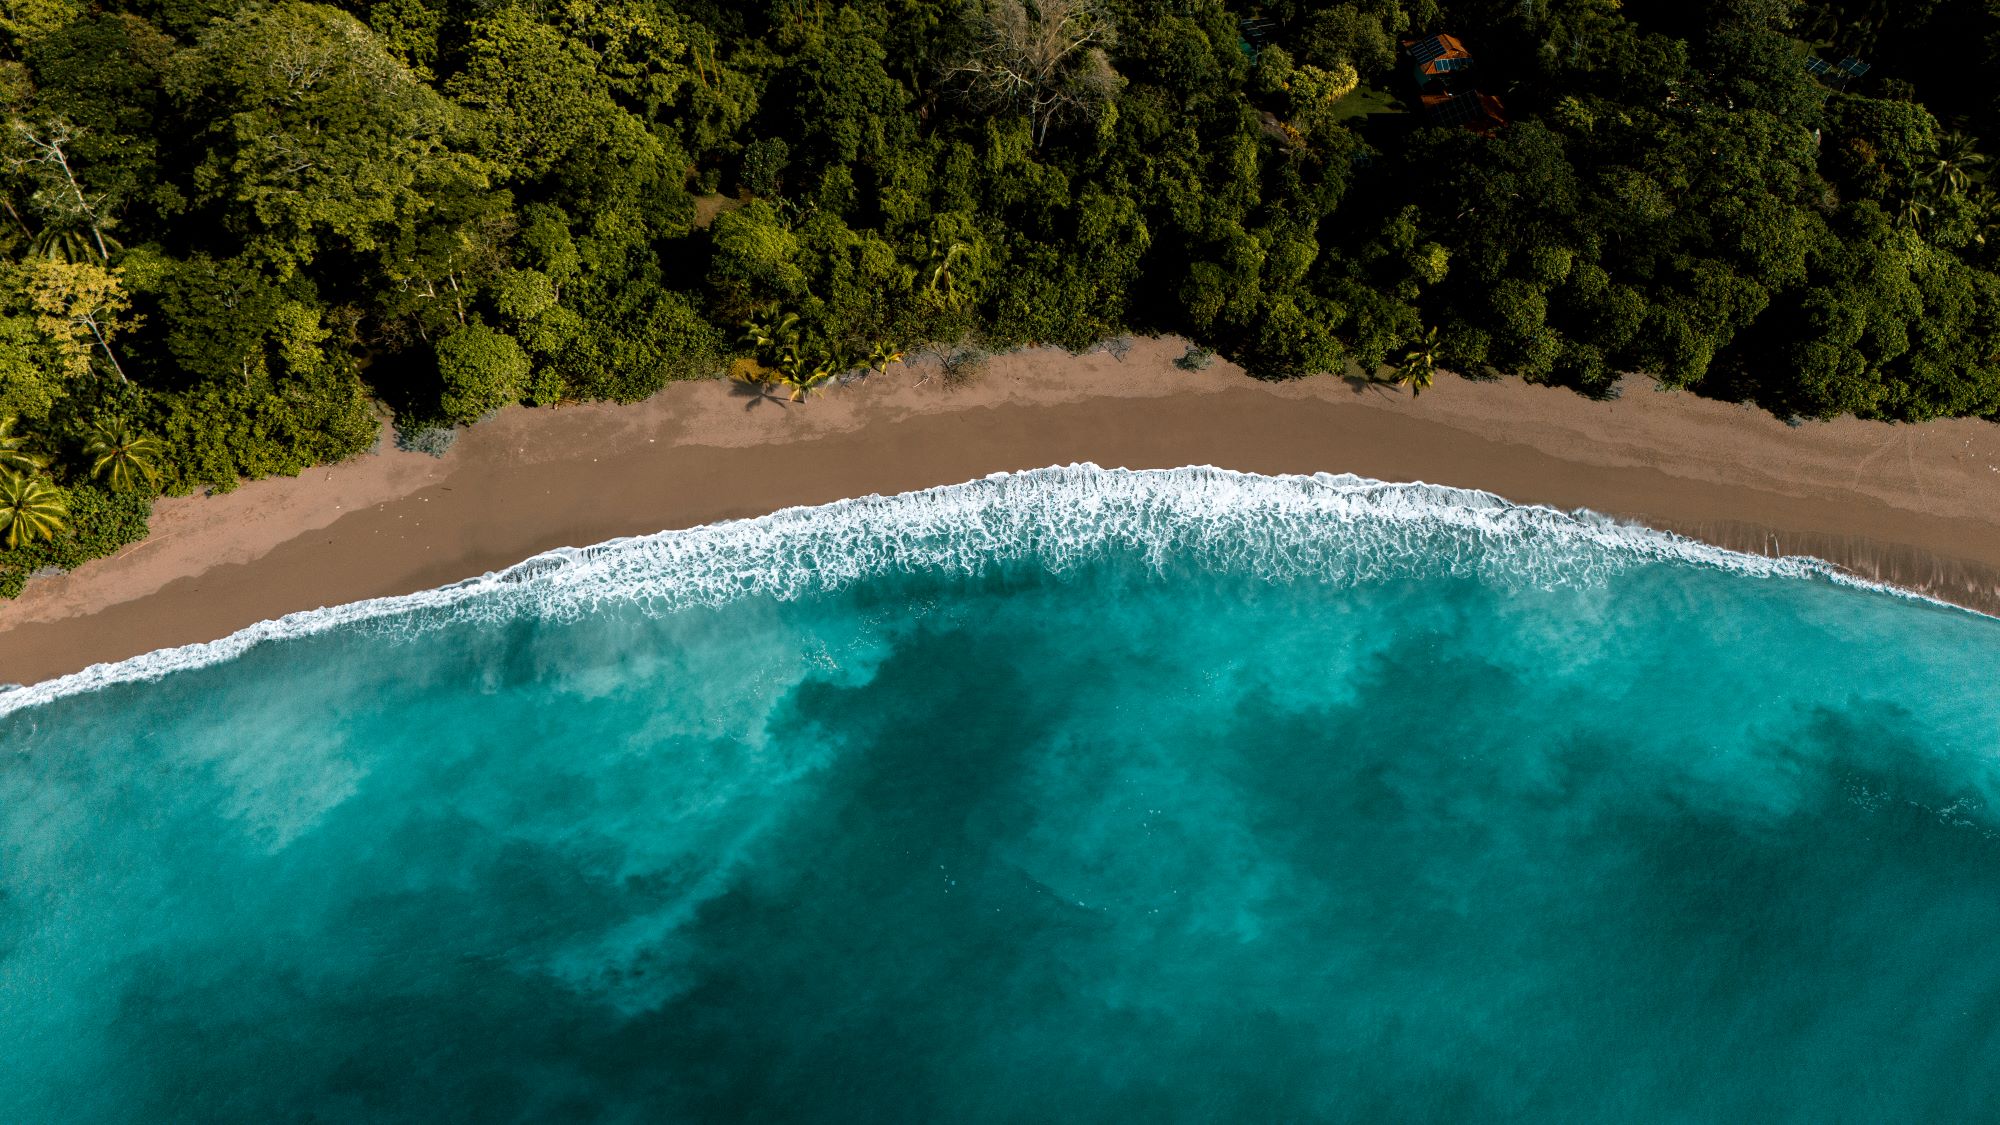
[775,342,804,378]
[0,415,45,474]
[83,419,164,490]
[866,341,905,374]
[0,470,66,548]
[1391,327,1440,397]
[1932,132,1986,197]
[1894,182,1936,233]
[796,349,853,401]
[26,223,100,263]
[923,237,969,296]
[766,344,812,402]
[738,311,800,355]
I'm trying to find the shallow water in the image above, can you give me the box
[5,467,2000,1122]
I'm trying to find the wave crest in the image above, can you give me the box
[0,464,1905,716]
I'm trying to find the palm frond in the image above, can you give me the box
[0,469,67,548]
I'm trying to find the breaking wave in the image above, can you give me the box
[0,463,1936,717]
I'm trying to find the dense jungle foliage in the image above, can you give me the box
[0,0,1997,590]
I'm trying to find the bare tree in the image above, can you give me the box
[8,119,115,262]
[947,0,1123,146]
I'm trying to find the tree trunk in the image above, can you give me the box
[83,316,128,384]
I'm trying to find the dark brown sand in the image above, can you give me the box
[5,336,1999,687]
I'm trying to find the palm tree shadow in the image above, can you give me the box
[730,378,788,410]
[1341,373,1398,398]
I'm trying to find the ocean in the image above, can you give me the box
[5,465,1999,1122]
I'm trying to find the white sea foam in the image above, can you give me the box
[0,463,1948,718]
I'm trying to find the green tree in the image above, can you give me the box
[171,2,483,275]
[1294,4,1397,75]
[372,179,516,344]
[449,8,625,183]
[1286,63,1360,142]
[435,323,530,423]
[0,0,80,51]
[740,137,790,196]
[544,0,693,119]
[707,201,808,315]
[446,3,680,217]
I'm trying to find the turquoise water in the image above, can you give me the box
[6,466,2000,1122]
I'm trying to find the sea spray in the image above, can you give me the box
[0,463,1942,717]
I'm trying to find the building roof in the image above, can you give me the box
[1413,53,1477,91]
[1420,91,1508,134]
[1404,32,1507,134]
[1404,34,1471,64]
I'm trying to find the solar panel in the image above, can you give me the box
[1805,57,1832,75]
[1423,93,1503,132]
[1407,36,1449,63]
[1836,57,1872,77]
[1428,95,1480,127]
[1433,57,1473,73]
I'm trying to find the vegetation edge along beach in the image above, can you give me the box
[5,339,2000,688]
[0,0,1997,624]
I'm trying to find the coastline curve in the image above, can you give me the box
[0,463,1968,719]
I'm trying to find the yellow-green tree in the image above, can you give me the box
[0,470,66,548]
[16,258,133,383]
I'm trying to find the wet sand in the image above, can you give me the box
[5,336,1999,686]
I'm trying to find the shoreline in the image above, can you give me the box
[5,336,2000,686]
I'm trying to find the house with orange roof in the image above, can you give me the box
[1403,33,1508,135]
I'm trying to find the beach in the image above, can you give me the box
[4,334,1999,687]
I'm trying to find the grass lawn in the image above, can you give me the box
[1330,84,1408,123]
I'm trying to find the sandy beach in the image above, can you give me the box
[4,335,1999,686]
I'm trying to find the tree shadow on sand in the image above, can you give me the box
[729,376,789,411]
